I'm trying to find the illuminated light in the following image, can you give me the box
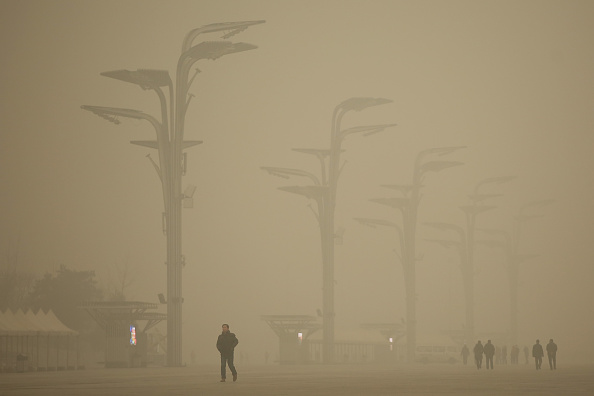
[130,325,137,346]
[389,338,393,343]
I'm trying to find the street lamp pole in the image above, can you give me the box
[82,21,264,367]
[366,147,464,363]
[425,176,513,344]
[477,199,553,345]
[263,98,395,363]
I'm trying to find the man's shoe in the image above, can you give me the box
[233,373,237,382]
[220,378,226,382]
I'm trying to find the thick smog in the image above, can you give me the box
[1,1,593,395]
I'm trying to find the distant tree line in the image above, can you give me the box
[1,264,102,333]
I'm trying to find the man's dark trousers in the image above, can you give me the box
[548,354,556,370]
[221,354,237,379]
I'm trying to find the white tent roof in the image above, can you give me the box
[0,309,78,336]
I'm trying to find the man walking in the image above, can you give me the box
[484,340,495,369]
[546,339,557,370]
[217,323,239,382]
[473,340,484,369]
[532,339,544,370]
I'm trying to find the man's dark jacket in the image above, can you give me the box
[217,332,239,357]
[473,342,484,357]
[484,342,495,357]
[546,342,557,356]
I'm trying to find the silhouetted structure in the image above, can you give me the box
[82,301,165,368]
[81,21,264,366]
[359,146,463,363]
[476,199,553,345]
[0,309,78,372]
[425,176,514,343]
[261,315,320,364]
[262,98,394,362]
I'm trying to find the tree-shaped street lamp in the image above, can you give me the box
[360,147,464,363]
[475,198,553,345]
[262,98,395,363]
[424,175,514,344]
[82,21,265,367]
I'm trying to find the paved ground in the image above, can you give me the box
[1,363,593,396]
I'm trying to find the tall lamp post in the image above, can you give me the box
[82,21,264,366]
[476,199,553,345]
[358,146,464,363]
[262,97,395,363]
[424,176,514,344]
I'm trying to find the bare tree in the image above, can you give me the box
[106,260,134,301]
[0,238,35,310]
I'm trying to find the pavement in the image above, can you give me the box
[1,363,593,396]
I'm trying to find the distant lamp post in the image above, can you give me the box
[82,21,264,366]
[359,146,464,363]
[262,98,395,363]
[424,176,514,344]
[476,199,554,345]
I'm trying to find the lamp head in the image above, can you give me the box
[100,69,171,89]
[184,41,257,62]
[338,97,392,112]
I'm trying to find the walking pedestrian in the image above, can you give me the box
[473,340,484,369]
[217,323,239,382]
[532,339,544,370]
[546,339,557,370]
[484,340,495,369]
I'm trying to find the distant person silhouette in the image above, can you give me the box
[473,340,484,369]
[523,345,529,365]
[484,340,495,369]
[495,345,501,364]
[546,339,557,370]
[501,345,508,364]
[511,345,520,364]
[532,339,544,370]
[217,324,239,382]
[461,344,470,365]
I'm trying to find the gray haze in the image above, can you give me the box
[1,0,593,366]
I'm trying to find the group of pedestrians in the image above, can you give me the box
[532,339,558,370]
[461,339,558,370]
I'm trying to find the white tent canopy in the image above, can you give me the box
[0,309,78,336]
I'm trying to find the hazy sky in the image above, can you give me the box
[1,0,593,364]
